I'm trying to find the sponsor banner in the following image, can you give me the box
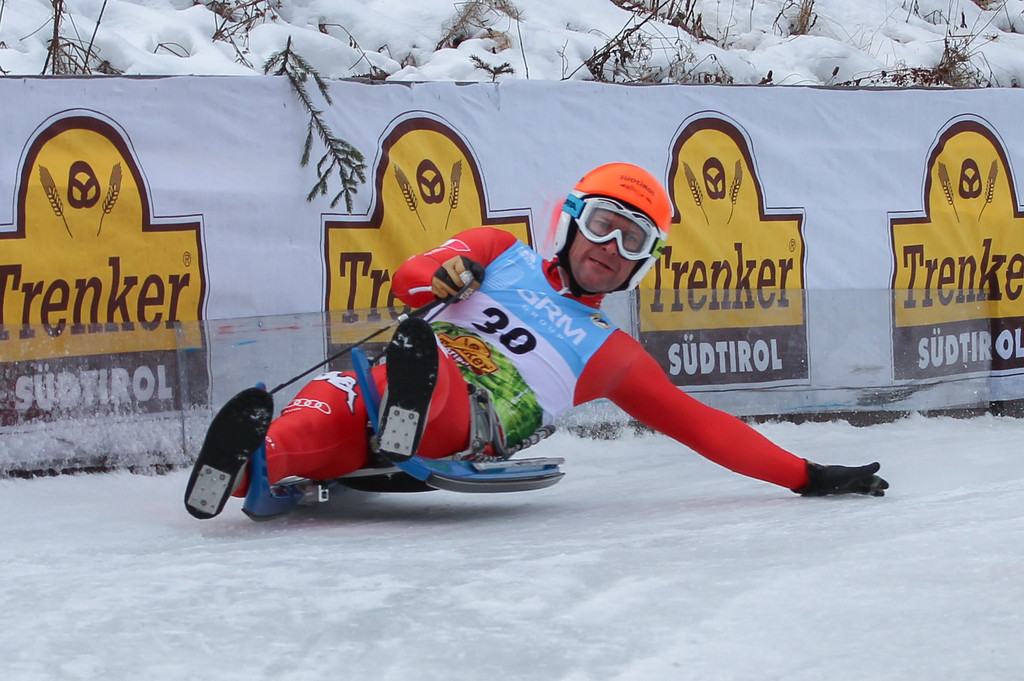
[3,112,206,346]
[1,109,208,460]
[1,347,206,427]
[7,78,1024,469]
[891,314,1024,380]
[638,114,808,387]
[890,115,1024,380]
[640,323,807,386]
[4,79,1024,317]
[323,115,532,333]
[322,115,535,361]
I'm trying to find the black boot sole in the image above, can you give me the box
[184,387,273,519]
[378,317,439,462]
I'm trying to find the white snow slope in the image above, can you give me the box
[2,414,1022,681]
[4,0,1024,87]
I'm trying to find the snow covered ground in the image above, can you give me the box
[4,0,1024,86]
[2,414,1022,680]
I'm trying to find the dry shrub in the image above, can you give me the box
[773,0,817,37]
[201,0,281,67]
[837,36,992,88]
[437,0,522,50]
[612,0,715,42]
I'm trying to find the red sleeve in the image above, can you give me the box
[391,228,519,307]
[575,331,810,490]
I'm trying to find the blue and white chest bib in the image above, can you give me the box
[431,241,617,443]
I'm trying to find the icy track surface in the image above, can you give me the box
[2,414,1022,681]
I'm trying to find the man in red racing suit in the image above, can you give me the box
[244,163,887,504]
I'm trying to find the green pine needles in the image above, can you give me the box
[264,37,366,210]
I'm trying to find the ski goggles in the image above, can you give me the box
[563,195,662,261]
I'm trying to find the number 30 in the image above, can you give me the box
[473,307,537,355]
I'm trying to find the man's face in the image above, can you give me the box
[566,225,635,293]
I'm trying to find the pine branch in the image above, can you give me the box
[265,37,365,210]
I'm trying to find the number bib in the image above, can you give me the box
[432,241,617,440]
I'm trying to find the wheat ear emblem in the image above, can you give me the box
[727,160,743,224]
[444,160,462,231]
[394,163,426,230]
[97,163,122,236]
[38,165,73,238]
[683,162,709,224]
[978,160,997,222]
[937,162,960,222]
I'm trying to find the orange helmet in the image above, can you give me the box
[554,163,671,291]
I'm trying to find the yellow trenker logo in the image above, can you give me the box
[892,117,1024,328]
[1,113,204,361]
[323,116,531,342]
[643,114,805,331]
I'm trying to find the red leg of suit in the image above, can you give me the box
[232,347,471,496]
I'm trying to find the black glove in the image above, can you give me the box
[432,256,485,300]
[794,461,889,497]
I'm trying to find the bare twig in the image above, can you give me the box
[565,11,658,81]
[203,0,280,67]
[84,0,108,67]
